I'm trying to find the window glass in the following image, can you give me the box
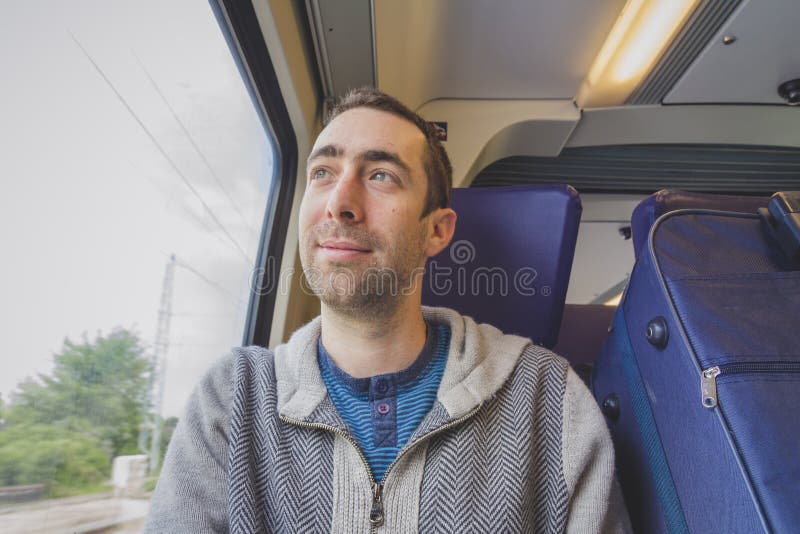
[566,194,641,305]
[0,1,274,529]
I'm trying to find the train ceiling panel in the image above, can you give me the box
[305,0,376,99]
[665,0,800,105]
[306,0,628,111]
[374,0,627,110]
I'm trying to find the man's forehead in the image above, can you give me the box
[311,108,425,158]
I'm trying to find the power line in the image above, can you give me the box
[156,250,247,310]
[70,32,254,266]
[176,258,247,310]
[132,51,259,240]
[129,159,251,262]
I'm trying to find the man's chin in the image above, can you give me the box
[318,291,399,321]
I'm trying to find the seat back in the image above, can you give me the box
[422,185,581,348]
[631,189,769,260]
[553,303,616,381]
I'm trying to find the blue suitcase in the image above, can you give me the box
[592,193,800,533]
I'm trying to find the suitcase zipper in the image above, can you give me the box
[701,362,800,408]
[700,367,722,408]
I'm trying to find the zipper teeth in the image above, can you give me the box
[380,404,482,484]
[280,415,382,534]
[718,362,800,374]
[279,415,376,486]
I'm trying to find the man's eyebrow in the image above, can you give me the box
[358,150,411,175]
[307,144,342,164]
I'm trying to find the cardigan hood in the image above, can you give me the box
[274,306,532,420]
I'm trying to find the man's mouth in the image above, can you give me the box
[319,239,371,252]
[317,239,372,260]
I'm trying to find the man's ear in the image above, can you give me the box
[424,208,457,258]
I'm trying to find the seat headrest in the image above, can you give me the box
[422,184,581,348]
[631,190,769,260]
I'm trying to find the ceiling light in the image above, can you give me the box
[577,0,701,108]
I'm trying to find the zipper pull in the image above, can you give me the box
[701,366,721,408]
[370,483,384,528]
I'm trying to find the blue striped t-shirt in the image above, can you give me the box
[318,323,450,483]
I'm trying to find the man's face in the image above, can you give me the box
[298,107,435,319]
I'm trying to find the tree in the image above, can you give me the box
[0,422,109,496]
[159,416,179,466]
[1,329,153,496]
[7,329,151,457]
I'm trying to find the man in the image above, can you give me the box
[146,88,630,532]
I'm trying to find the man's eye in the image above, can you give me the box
[370,171,392,182]
[312,169,329,180]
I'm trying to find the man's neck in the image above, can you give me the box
[319,300,428,378]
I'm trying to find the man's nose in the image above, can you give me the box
[326,171,364,223]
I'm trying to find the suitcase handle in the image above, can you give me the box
[758,191,800,265]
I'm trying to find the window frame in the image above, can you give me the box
[211,0,299,347]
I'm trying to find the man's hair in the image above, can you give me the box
[324,87,452,217]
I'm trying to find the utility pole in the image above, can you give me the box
[148,254,176,474]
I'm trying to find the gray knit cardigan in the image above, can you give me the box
[146,307,630,533]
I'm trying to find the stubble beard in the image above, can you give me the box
[300,221,428,321]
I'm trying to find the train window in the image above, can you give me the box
[566,194,643,305]
[0,1,276,530]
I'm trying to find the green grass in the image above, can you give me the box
[48,481,113,499]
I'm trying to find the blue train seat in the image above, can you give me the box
[422,184,581,349]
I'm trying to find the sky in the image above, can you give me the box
[0,0,274,418]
